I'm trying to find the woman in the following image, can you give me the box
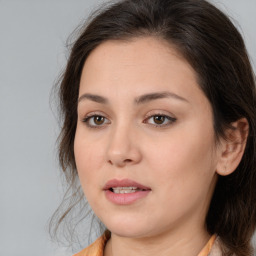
[51,0,256,255]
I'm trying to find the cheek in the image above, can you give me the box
[147,124,217,191]
[74,129,106,190]
[144,128,217,222]
[74,138,107,210]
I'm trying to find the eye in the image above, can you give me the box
[82,114,110,128]
[144,114,177,127]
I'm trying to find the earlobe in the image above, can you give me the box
[216,118,249,176]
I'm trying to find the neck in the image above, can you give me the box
[104,226,211,256]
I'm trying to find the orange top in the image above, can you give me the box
[74,232,218,256]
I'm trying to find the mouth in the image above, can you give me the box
[104,178,151,192]
[110,187,146,194]
[103,179,151,205]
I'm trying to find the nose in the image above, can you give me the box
[106,124,142,167]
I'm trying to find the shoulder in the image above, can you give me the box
[209,237,236,256]
[73,238,101,256]
[208,237,223,256]
[73,231,110,256]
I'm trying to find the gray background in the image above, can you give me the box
[0,1,255,256]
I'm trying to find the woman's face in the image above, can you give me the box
[74,37,221,238]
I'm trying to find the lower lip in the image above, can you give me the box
[104,190,151,205]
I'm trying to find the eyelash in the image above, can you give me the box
[82,112,110,129]
[82,113,177,129]
[144,114,177,128]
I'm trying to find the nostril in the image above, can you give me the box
[107,158,132,166]
[108,160,113,165]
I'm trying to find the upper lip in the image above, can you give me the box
[103,179,151,191]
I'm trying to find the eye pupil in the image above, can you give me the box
[154,116,165,124]
[94,116,104,125]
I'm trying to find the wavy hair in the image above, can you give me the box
[50,0,256,255]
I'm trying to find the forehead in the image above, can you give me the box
[79,37,206,107]
[81,37,193,82]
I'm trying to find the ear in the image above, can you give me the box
[216,118,249,176]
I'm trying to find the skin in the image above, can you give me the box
[74,37,248,256]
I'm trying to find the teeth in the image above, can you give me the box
[113,189,135,194]
[112,187,142,194]
[113,187,138,189]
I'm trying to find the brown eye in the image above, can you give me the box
[94,116,105,125]
[145,114,177,127]
[83,114,110,128]
[153,115,165,124]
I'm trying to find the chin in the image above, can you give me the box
[103,216,151,238]
[109,227,149,238]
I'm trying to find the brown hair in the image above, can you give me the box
[50,0,256,255]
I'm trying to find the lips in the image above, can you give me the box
[103,179,151,205]
[103,179,151,191]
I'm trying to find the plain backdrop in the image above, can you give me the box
[0,1,255,256]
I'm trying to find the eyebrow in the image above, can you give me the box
[78,93,108,104]
[78,91,189,105]
[134,91,189,104]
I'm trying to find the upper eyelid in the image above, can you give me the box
[145,114,176,120]
[82,114,110,128]
[80,110,176,118]
[81,113,176,128]
[144,110,176,119]
[81,111,110,119]
[144,114,177,124]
